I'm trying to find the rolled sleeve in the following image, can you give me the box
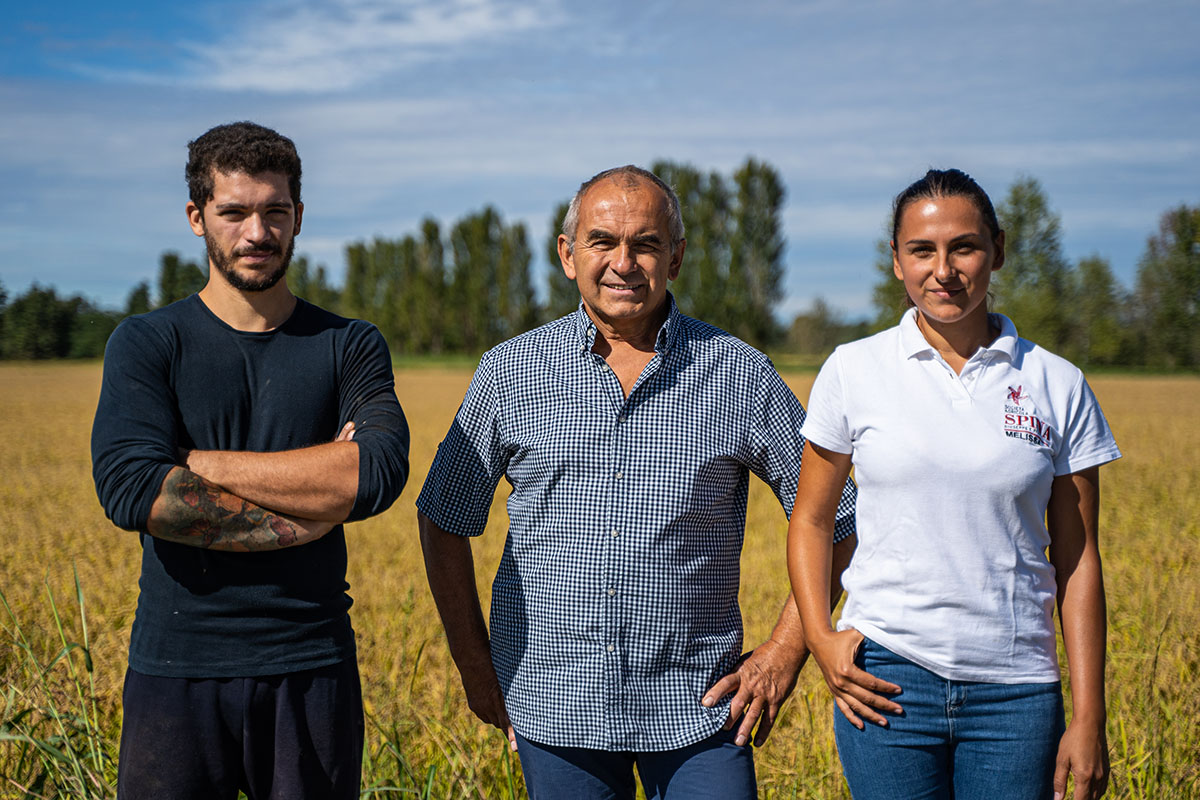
[339,322,410,522]
[90,318,179,532]
[415,352,508,537]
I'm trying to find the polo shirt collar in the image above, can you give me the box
[898,307,1021,362]
[985,313,1020,361]
[572,293,682,355]
[898,308,933,359]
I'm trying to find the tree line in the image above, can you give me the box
[0,162,1195,369]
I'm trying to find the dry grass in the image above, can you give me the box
[1,364,1197,798]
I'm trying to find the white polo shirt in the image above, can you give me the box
[801,309,1121,683]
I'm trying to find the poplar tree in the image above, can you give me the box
[125,281,152,316]
[289,256,340,313]
[729,159,785,344]
[870,238,909,332]
[415,219,447,353]
[1135,204,1200,367]
[1070,255,1127,366]
[545,201,578,320]
[993,177,1073,355]
[157,252,206,306]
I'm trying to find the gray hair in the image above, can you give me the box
[561,165,685,254]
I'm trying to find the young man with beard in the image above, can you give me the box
[91,121,410,799]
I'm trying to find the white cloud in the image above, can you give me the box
[76,0,564,93]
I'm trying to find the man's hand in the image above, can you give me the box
[418,512,517,752]
[459,656,517,751]
[701,638,804,747]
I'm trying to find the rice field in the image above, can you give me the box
[1,362,1197,798]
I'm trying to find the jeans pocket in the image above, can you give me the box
[853,634,874,667]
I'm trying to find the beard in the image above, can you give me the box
[205,230,294,292]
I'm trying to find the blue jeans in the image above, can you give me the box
[834,638,1064,800]
[514,727,756,800]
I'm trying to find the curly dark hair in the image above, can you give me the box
[186,121,302,210]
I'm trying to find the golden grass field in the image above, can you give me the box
[1,362,1198,798]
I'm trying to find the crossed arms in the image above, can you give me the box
[92,316,410,551]
[145,424,359,551]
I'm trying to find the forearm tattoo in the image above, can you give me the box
[151,468,309,551]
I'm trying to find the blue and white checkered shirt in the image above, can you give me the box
[417,297,856,751]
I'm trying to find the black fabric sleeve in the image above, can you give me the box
[339,321,410,522]
[90,317,179,532]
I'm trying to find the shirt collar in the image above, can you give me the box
[572,293,682,355]
[898,307,933,358]
[898,307,1020,361]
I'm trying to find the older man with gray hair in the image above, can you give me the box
[416,165,857,798]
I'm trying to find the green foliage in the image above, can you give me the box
[788,297,869,356]
[68,305,122,359]
[653,162,732,326]
[156,252,206,307]
[338,208,533,356]
[993,176,1074,355]
[1134,205,1200,368]
[289,256,340,314]
[123,281,151,317]
[4,165,1195,367]
[415,219,449,354]
[1070,255,1128,366]
[0,287,116,360]
[870,238,908,332]
[0,571,115,798]
[2,285,80,359]
[651,159,785,345]
[544,201,578,320]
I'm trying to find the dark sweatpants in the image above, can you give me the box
[117,660,363,800]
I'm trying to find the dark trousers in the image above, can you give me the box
[514,727,757,800]
[117,660,363,800]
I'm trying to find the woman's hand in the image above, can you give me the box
[1053,717,1109,799]
[808,627,902,729]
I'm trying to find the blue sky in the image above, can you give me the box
[2,0,1197,320]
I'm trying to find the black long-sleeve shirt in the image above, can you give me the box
[91,295,409,677]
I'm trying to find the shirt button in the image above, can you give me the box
[607,588,617,596]
[599,363,610,371]
[614,471,623,480]
[610,529,619,537]
[606,644,615,652]
[617,414,626,423]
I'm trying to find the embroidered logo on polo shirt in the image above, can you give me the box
[1003,386,1050,446]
